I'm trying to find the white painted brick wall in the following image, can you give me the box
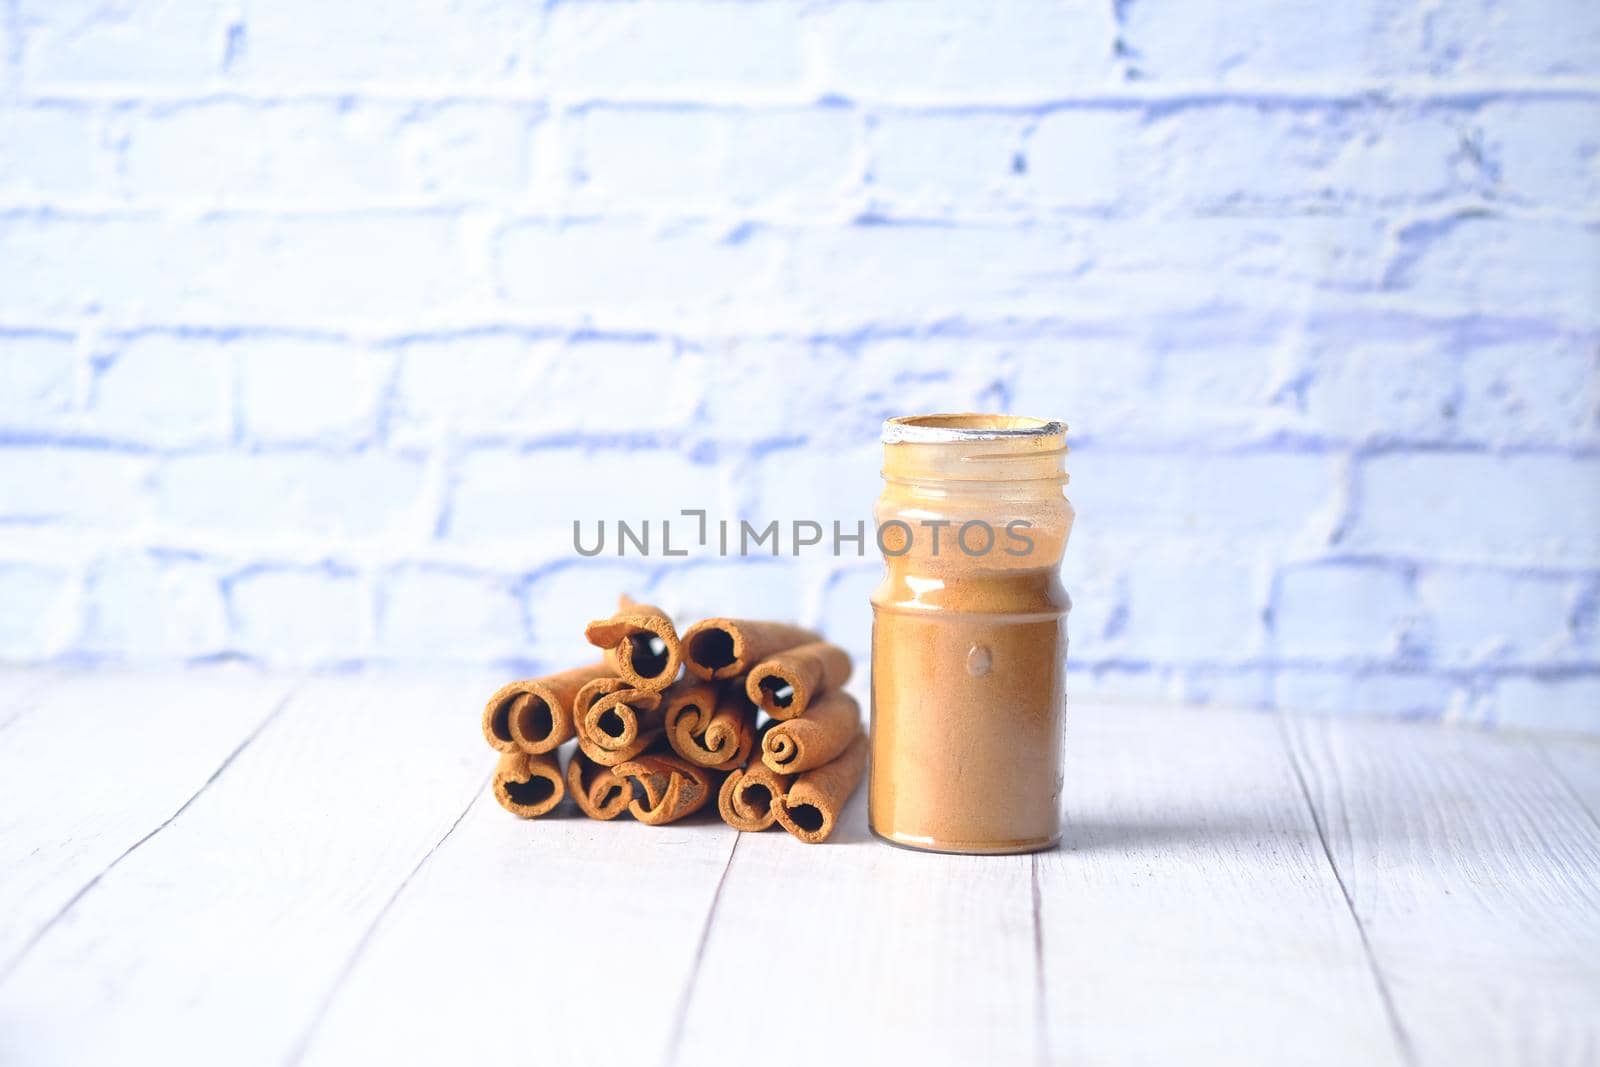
[1,0,1597,734]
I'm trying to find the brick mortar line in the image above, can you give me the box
[2,547,1596,600]
[4,304,1597,339]
[4,201,1597,225]
[2,203,1595,225]
[2,432,1598,455]
[6,80,1600,108]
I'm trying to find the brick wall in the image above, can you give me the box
[1,0,1597,732]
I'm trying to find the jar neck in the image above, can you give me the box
[877,414,1073,573]
[881,420,1068,500]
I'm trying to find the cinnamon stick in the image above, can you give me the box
[717,756,794,832]
[573,677,665,767]
[681,617,822,681]
[481,663,611,755]
[772,731,868,843]
[760,689,862,775]
[664,678,756,771]
[492,750,566,818]
[584,594,683,692]
[744,641,852,719]
[566,749,632,821]
[612,753,716,826]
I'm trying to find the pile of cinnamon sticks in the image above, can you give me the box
[480,596,867,843]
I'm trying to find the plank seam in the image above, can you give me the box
[285,776,490,1067]
[661,830,742,1067]
[0,678,300,986]
[1278,712,1419,1067]
[1031,852,1049,1067]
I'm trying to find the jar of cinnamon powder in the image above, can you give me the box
[870,414,1073,854]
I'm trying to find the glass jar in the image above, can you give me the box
[870,413,1074,854]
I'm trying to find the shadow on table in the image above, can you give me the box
[785,789,1333,854]
[814,787,875,847]
[533,780,1327,856]
[1060,813,1327,855]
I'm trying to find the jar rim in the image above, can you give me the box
[882,413,1066,444]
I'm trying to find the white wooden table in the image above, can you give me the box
[0,671,1596,1067]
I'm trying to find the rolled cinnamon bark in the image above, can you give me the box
[492,750,566,818]
[574,677,665,767]
[717,757,794,832]
[613,753,716,826]
[584,595,683,692]
[744,641,853,719]
[760,689,862,775]
[773,731,868,843]
[481,663,611,754]
[681,617,822,681]
[664,679,756,771]
[566,749,632,821]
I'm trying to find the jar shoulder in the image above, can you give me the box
[872,567,1072,616]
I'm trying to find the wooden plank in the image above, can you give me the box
[294,780,739,1066]
[675,773,1040,1065]
[0,675,489,1065]
[5,672,1593,1066]
[1037,703,1406,1066]
[1539,736,1600,829]
[1286,715,1600,1067]
[0,669,47,732]
[0,670,293,977]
